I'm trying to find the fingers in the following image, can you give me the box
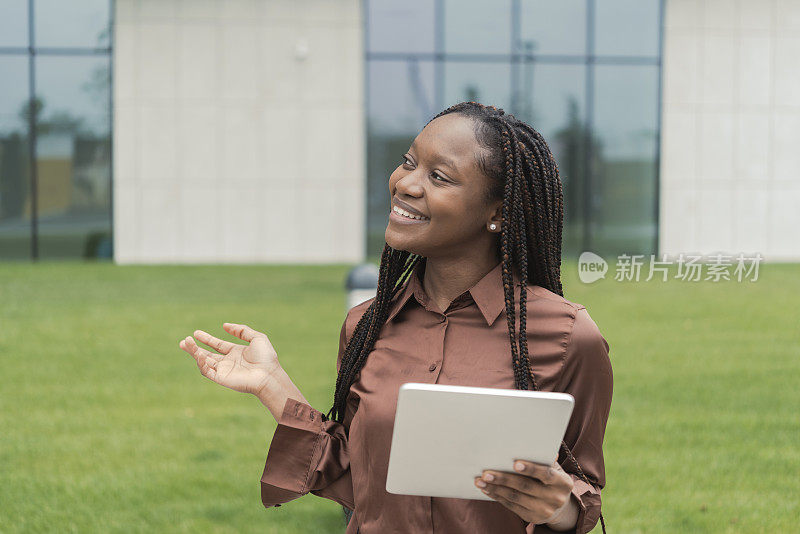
[472,459,572,523]
[474,480,533,518]
[180,336,222,381]
[193,329,238,355]
[474,472,565,525]
[222,322,266,343]
[476,469,548,499]
[179,336,222,365]
[510,459,572,489]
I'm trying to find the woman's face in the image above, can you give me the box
[385,113,502,259]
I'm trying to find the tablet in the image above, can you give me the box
[385,383,574,501]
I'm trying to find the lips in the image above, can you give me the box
[392,205,430,222]
[393,198,428,218]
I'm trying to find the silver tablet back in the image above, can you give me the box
[385,382,574,501]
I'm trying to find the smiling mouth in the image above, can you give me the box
[392,205,430,221]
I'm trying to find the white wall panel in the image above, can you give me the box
[661,0,800,260]
[114,0,365,264]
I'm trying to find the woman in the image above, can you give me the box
[179,101,613,534]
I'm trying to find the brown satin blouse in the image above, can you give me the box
[259,258,613,534]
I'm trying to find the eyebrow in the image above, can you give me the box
[410,140,459,175]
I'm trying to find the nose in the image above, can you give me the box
[394,170,424,198]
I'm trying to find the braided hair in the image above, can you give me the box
[328,101,606,532]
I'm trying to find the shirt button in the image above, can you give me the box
[429,363,437,372]
[440,316,447,323]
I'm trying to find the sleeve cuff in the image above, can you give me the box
[310,469,356,510]
[569,474,602,534]
[260,398,327,508]
[525,474,601,533]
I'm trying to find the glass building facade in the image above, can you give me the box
[0,0,113,260]
[365,0,663,260]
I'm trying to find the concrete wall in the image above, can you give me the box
[113,0,365,263]
[660,0,800,260]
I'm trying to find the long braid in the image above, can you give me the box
[499,124,525,391]
[519,131,557,291]
[328,101,605,532]
[508,130,533,391]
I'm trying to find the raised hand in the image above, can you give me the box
[179,323,283,396]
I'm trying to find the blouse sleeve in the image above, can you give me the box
[259,314,356,510]
[530,306,613,534]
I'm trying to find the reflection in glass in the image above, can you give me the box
[368,0,435,55]
[34,0,111,49]
[595,0,660,58]
[444,0,512,55]
[0,0,29,48]
[35,56,111,259]
[517,64,587,259]
[365,0,663,260]
[591,65,660,255]
[444,62,512,111]
[519,0,586,56]
[367,59,436,257]
[0,57,31,259]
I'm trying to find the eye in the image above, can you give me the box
[400,153,448,183]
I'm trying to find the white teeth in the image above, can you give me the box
[393,205,429,220]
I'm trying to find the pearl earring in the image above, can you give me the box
[489,223,497,231]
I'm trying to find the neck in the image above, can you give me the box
[421,249,503,313]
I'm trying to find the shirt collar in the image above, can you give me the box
[385,258,520,327]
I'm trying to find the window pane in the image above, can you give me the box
[444,0,512,55]
[35,56,111,259]
[34,0,111,48]
[516,63,587,260]
[444,62,512,110]
[367,59,436,257]
[520,0,586,56]
[595,0,660,57]
[0,0,29,48]
[0,56,31,259]
[590,64,660,255]
[368,0,435,54]
[368,60,437,135]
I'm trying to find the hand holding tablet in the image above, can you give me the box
[474,457,577,526]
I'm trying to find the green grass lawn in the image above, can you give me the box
[1,260,798,533]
